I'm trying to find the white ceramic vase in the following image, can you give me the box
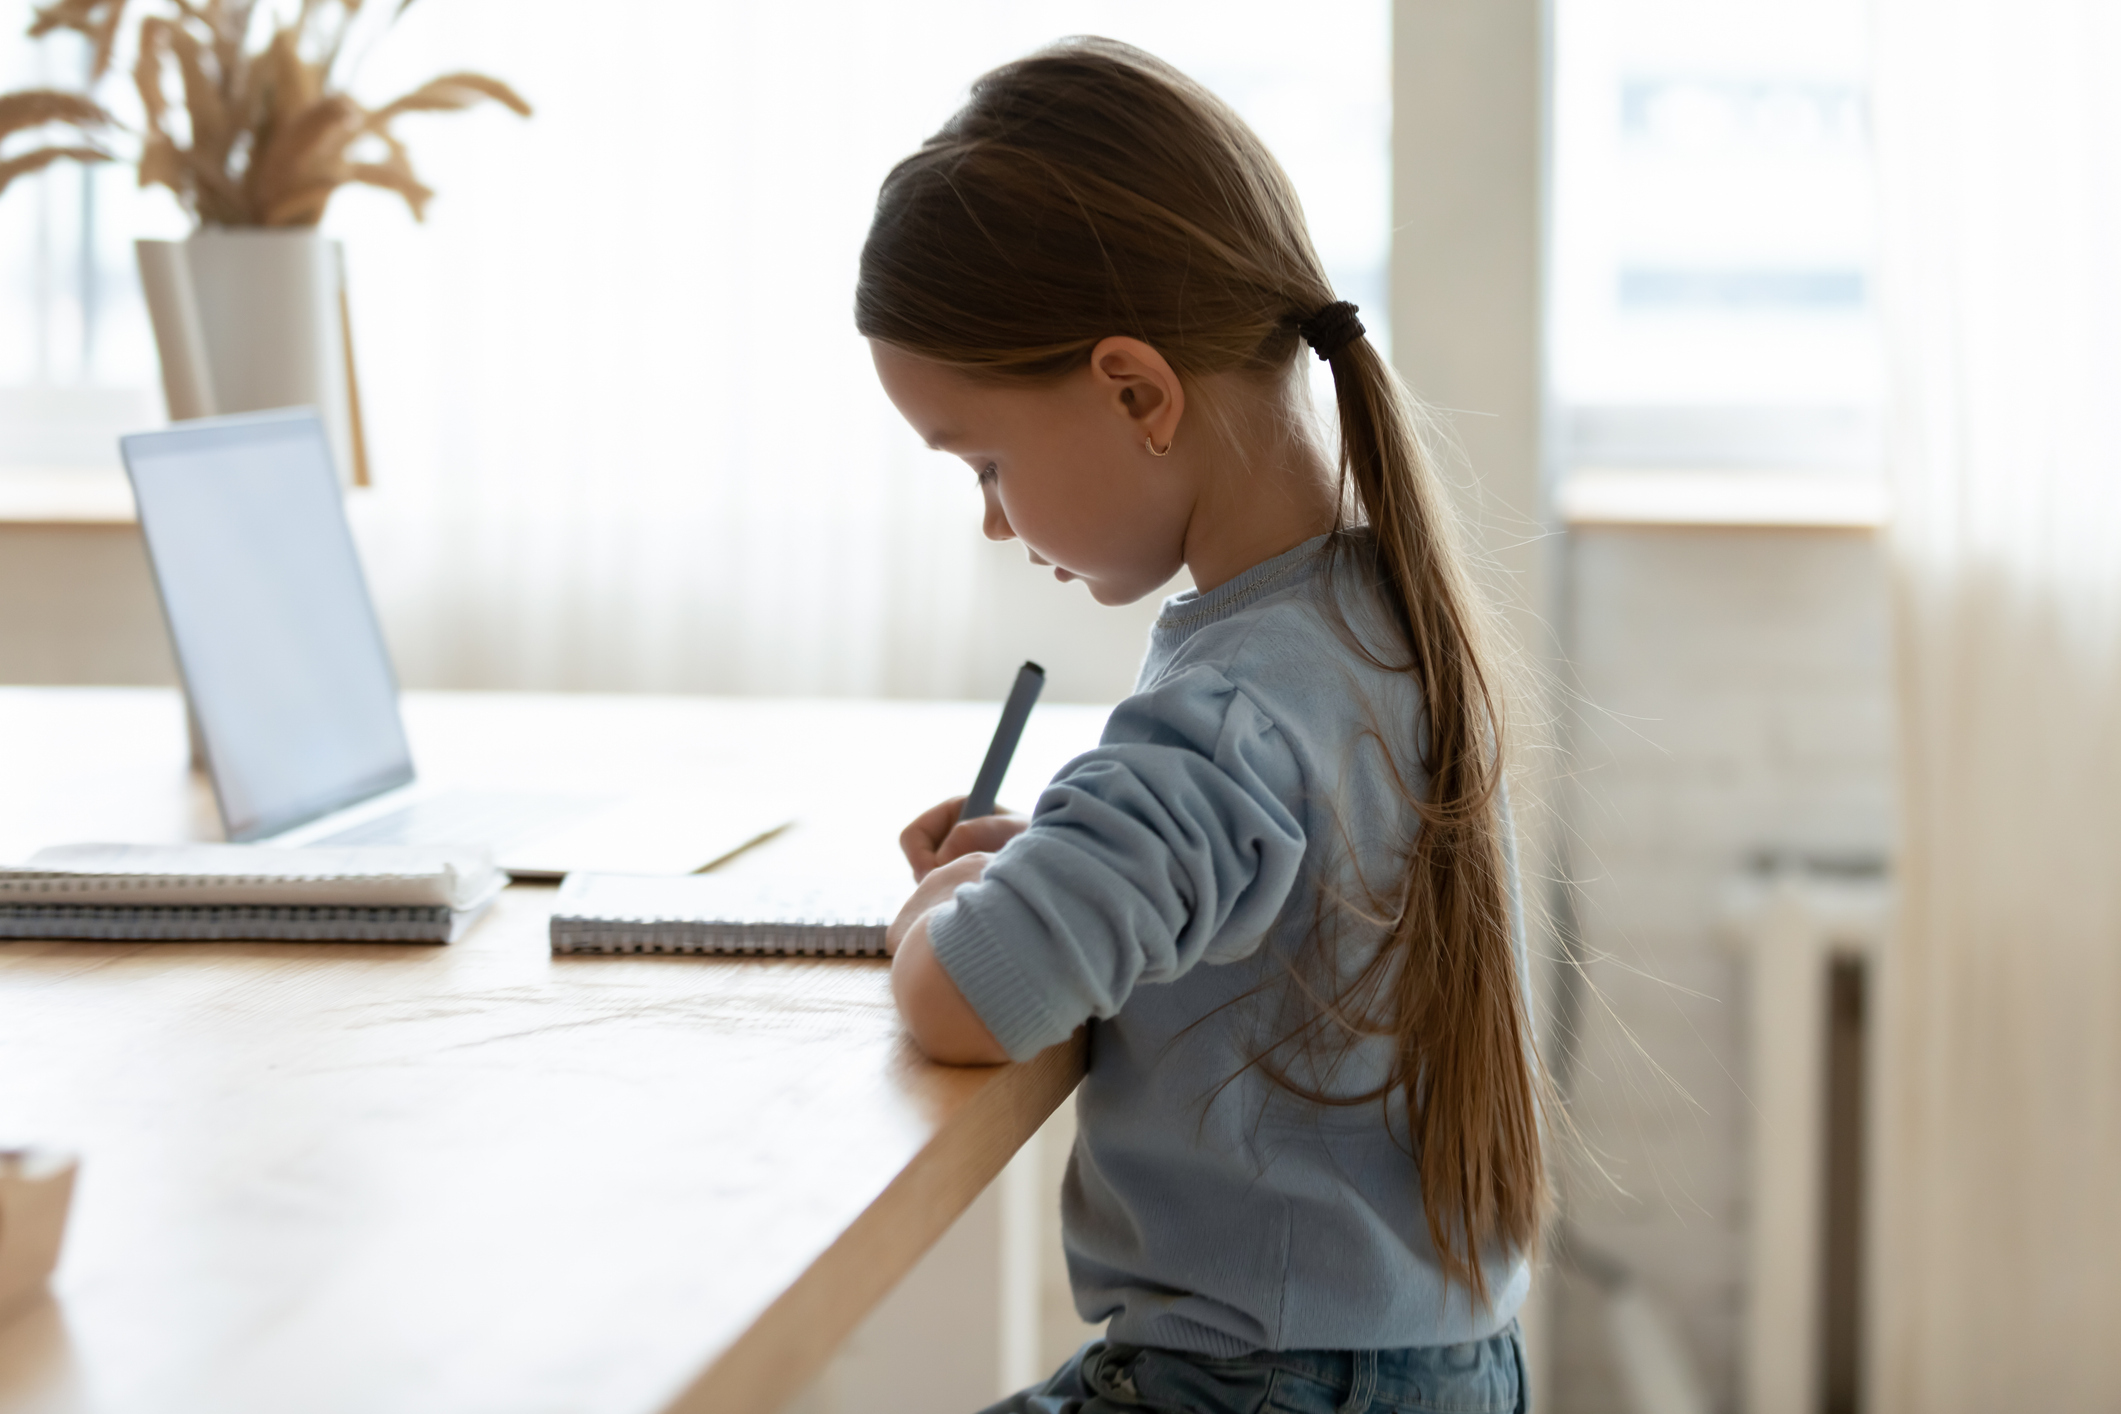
[136,227,370,486]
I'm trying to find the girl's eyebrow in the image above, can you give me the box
[923,430,957,450]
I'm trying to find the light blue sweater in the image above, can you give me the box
[927,531,1531,1357]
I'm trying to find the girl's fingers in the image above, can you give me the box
[901,795,972,881]
[935,810,1029,868]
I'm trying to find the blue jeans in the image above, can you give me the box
[977,1324,1527,1414]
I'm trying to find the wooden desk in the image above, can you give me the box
[0,688,1103,1414]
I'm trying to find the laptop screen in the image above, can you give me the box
[122,411,414,841]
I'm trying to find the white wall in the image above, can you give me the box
[0,526,174,686]
[1551,524,1894,1413]
[1392,0,1550,652]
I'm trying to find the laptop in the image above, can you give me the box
[120,408,789,880]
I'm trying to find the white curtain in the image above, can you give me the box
[1872,1,2121,1408]
[308,0,1385,703]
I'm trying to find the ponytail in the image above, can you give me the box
[856,35,1545,1298]
[1317,330,1544,1297]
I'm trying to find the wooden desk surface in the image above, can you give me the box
[0,688,1105,1414]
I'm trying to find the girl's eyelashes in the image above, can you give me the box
[977,462,999,486]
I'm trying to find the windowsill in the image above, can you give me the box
[1558,469,1888,530]
[0,468,139,526]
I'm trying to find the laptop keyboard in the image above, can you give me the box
[315,789,609,851]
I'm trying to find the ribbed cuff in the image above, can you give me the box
[925,894,1065,1062]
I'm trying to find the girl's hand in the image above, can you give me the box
[884,850,990,957]
[900,795,1029,881]
[885,850,1008,1065]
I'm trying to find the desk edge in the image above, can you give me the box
[669,1029,1088,1413]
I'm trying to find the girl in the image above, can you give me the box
[862,39,1542,1414]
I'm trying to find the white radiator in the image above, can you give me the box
[1725,863,1890,1414]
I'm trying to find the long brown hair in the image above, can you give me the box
[856,37,1542,1299]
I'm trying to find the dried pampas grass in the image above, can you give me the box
[2,0,529,223]
[0,87,117,198]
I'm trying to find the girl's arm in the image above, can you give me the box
[886,852,1009,1065]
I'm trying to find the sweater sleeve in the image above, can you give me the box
[924,663,1308,1062]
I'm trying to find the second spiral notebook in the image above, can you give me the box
[549,872,908,957]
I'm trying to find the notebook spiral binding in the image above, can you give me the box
[0,903,458,942]
[550,918,890,957]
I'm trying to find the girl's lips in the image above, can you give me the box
[1054,567,1074,582]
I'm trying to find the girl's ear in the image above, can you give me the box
[1087,337,1185,450]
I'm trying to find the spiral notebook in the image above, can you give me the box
[549,872,907,957]
[0,843,505,943]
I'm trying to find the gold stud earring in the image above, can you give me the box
[1145,434,1172,457]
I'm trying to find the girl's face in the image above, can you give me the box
[869,339,1194,606]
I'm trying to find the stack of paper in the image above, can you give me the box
[0,844,505,943]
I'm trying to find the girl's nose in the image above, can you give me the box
[981,493,1015,543]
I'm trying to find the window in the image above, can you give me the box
[0,11,180,472]
[0,3,1386,480]
[1550,0,1882,494]
[0,2,1388,701]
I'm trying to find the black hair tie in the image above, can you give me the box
[1297,300,1365,361]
